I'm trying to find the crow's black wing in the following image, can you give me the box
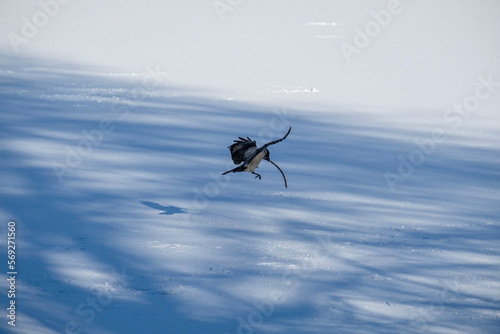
[228,137,257,164]
[262,127,291,149]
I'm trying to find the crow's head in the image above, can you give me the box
[263,149,270,161]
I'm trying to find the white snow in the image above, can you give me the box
[1,1,500,333]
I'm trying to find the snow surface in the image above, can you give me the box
[1,1,500,333]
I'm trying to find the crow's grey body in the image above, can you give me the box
[245,149,268,173]
[222,127,291,187]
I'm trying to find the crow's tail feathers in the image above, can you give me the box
[222,165,245,175]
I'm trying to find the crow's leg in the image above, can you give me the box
[252,172,261,180]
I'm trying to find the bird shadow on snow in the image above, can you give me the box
[140,201,186,215]
[0,54,499,334]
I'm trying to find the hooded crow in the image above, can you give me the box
[222,127,291,187]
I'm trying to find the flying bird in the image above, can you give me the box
[222,127,291,188]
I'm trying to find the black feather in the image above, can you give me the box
[228,137,256,164]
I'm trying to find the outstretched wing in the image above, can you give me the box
[262,126,291,149]
[228,137,256,164]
